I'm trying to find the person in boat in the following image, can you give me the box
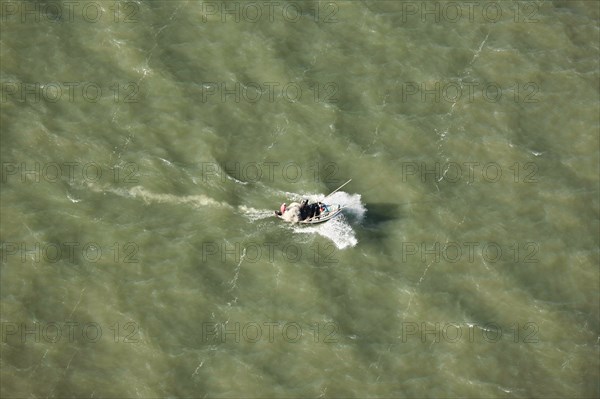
[275,203,286,216]
[276,200,325,221]
[310,201,322,219]
[299,199,310,220]
[299,199,325,220]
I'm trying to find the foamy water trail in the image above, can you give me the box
[293,215,358,249]
[91,180,365,250]
[86,184,234,209]
[237,205,275,221]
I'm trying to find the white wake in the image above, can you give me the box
[290,191,365,249]
[240,190,366,250]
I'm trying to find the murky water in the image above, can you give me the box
[1,1,599,397]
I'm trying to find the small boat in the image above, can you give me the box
[274,179,351,225]
[275,204,344,225]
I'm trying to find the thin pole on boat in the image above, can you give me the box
[324,179,352,199]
